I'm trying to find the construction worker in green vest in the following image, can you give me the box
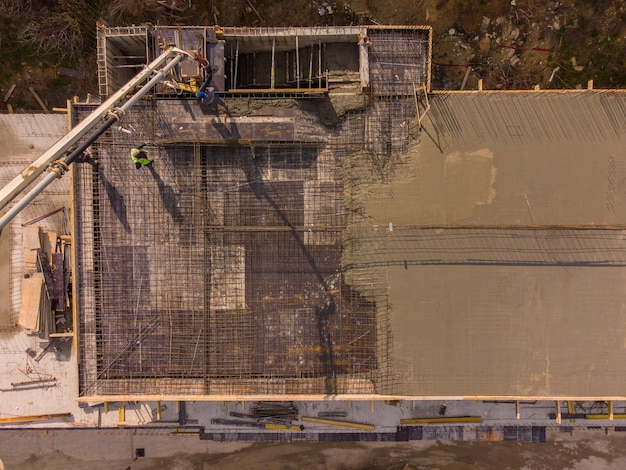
[130,143,152,169]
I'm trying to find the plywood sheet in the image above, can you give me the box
[18,274,43,331]
[23,225,42,250]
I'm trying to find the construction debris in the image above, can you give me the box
[23,225,42,274]
[250,402,299,421]
[34,338,59,362]
[18,224,70,337]
[571,56,584,72]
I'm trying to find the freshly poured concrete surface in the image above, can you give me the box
[390,265,626,397]
[352,91,626,397]
[366,99,626,226]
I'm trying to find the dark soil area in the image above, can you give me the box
[1,1,625,108]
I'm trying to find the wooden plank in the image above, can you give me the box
[401,416,482,425]
[301,416,375,430]
[567,400,575,423]
[555,401,562,424]
[24,248,38,271]
[264,423,303,431]
[24,225,42,250]
[586,413,626,420]
[3,84,16,102]
[42,231,57,259]
[0,413,71,424]
[119,404,125,429]
[460,66,471,90]
[49,332,74,338]
[18,275,44,331]
[28,86,50,113]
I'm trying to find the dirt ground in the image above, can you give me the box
[220,0,626,91]
[3,429,626,470]
[1,0,626,110]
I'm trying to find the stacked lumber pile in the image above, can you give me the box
[18,225,67,336]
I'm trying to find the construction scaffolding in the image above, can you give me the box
[74,25,431,398]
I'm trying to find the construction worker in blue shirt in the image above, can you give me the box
[196,64,227,110]
[130,143,152,169]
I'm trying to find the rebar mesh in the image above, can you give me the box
[76,26,431,398]
[368,28,431,96]
[75,107,388,397]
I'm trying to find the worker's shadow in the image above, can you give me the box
[420,122,443,154]
[242,155,265,198]
[147,166,184,224]
[99,168,130,233]
[211,107,241,141]
[242,156,338,394]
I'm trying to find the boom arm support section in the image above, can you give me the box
[0,46,190,214]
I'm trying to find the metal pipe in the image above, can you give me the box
[309,45,313,88]
[234,40,239,89]
[229,43,234,87]
[0,53,185,232]
[318,41,322,88]
[21,206,65,227]
[295,35,300,88]
[271,38,275,89]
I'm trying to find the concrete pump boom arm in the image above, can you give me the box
[0,46,191,216]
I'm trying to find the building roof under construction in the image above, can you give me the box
[74,25,431,399]
[71,24,626,401]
